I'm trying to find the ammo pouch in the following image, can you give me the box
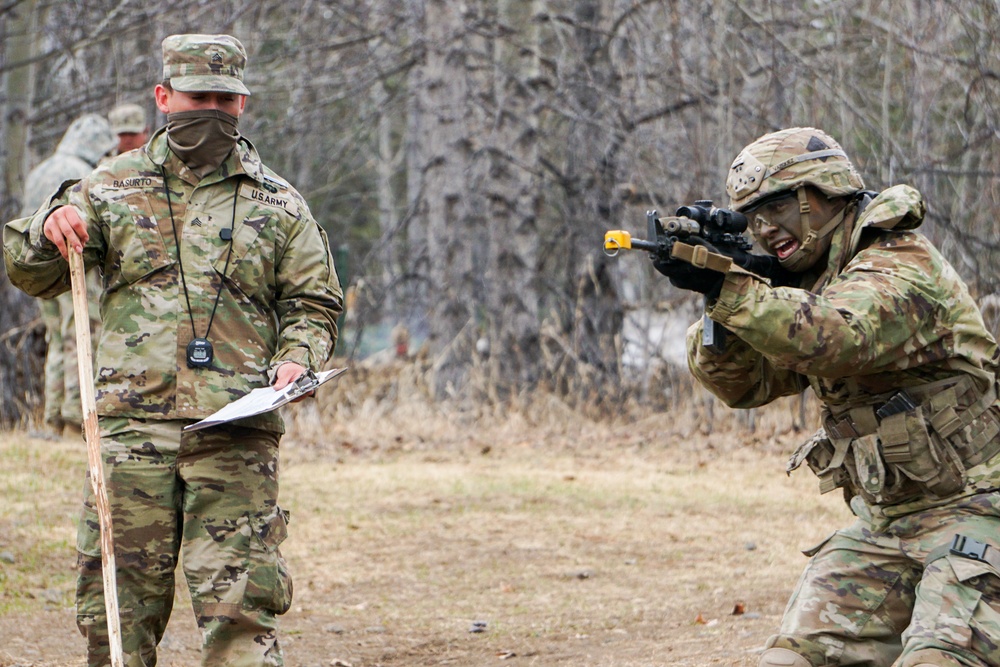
[788,377,1000,505]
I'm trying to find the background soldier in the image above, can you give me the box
[108,103,149,155]
[658,127,1000,666]
[20,114,114,434]
[4,34,343,666]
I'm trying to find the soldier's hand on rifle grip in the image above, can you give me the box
[735,252,798,287]
[709,243,797,287]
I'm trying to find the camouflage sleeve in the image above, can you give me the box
[701,231,958,382]
[3,178,103,299]
[686,317,809,408]
[270,202,344,372]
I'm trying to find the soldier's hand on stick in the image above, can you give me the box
[44,206,89,258]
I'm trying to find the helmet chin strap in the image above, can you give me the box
[781,188,846,272]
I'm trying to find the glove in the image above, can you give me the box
[651,255,724,295]
[652,236,724,295]
[724,247,797,287]
[652,235,796,295]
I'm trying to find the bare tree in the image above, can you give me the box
[3,0,1000,421]
[0,0,46,427]
[473,0,544,394]
[414,0,481,395]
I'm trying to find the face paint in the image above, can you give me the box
[747,192,801,261]
[747,189,845,272]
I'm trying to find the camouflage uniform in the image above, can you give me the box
[4,34,343,667]
[20,114,114,429]
[108,104,147,138]
[686,128,1000,667]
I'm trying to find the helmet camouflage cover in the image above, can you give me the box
[726,127,865,212]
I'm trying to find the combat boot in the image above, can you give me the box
[758,647,812,667]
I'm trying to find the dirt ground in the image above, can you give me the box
[0,394,850,667]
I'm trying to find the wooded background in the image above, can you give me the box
[1,0,998,427]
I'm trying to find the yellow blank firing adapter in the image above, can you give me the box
[604,230,633,256]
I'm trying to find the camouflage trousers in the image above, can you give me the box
[76,418,292,667]
[766,492,1000,666]
[40,269,101,428]
[40,296,66,427]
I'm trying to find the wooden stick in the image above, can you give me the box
[69,249,125,667]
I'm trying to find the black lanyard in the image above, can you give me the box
[159,166,236,368]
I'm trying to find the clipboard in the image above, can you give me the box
[183,367,348,432]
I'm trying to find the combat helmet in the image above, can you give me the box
[58,113,117,167]
[726,127,865,271]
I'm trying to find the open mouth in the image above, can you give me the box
[771,237,800,261]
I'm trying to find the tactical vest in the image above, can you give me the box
[789,375,1000,506]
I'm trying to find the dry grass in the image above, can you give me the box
[286,359,820,458]
[0,362,849,667]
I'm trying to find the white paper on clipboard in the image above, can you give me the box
[183,367,348,432]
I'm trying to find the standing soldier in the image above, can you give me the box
[4,34,343,667]
[108,103,149,155]
[20,114,115,435]
[656,127,1000,666]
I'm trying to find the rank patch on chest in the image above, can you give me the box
[239,183,298,216]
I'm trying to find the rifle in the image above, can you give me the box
[604,200,788,352]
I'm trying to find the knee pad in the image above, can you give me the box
[758,647,813,667]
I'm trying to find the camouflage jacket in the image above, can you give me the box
[688,184,998,410]
[687,185,1000,509]
[4,127,344,432]
[21,114,116,217]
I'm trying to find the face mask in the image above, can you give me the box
[166,109,240,178]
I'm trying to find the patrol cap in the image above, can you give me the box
[109,103,146,134]
[161,34,251,96]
